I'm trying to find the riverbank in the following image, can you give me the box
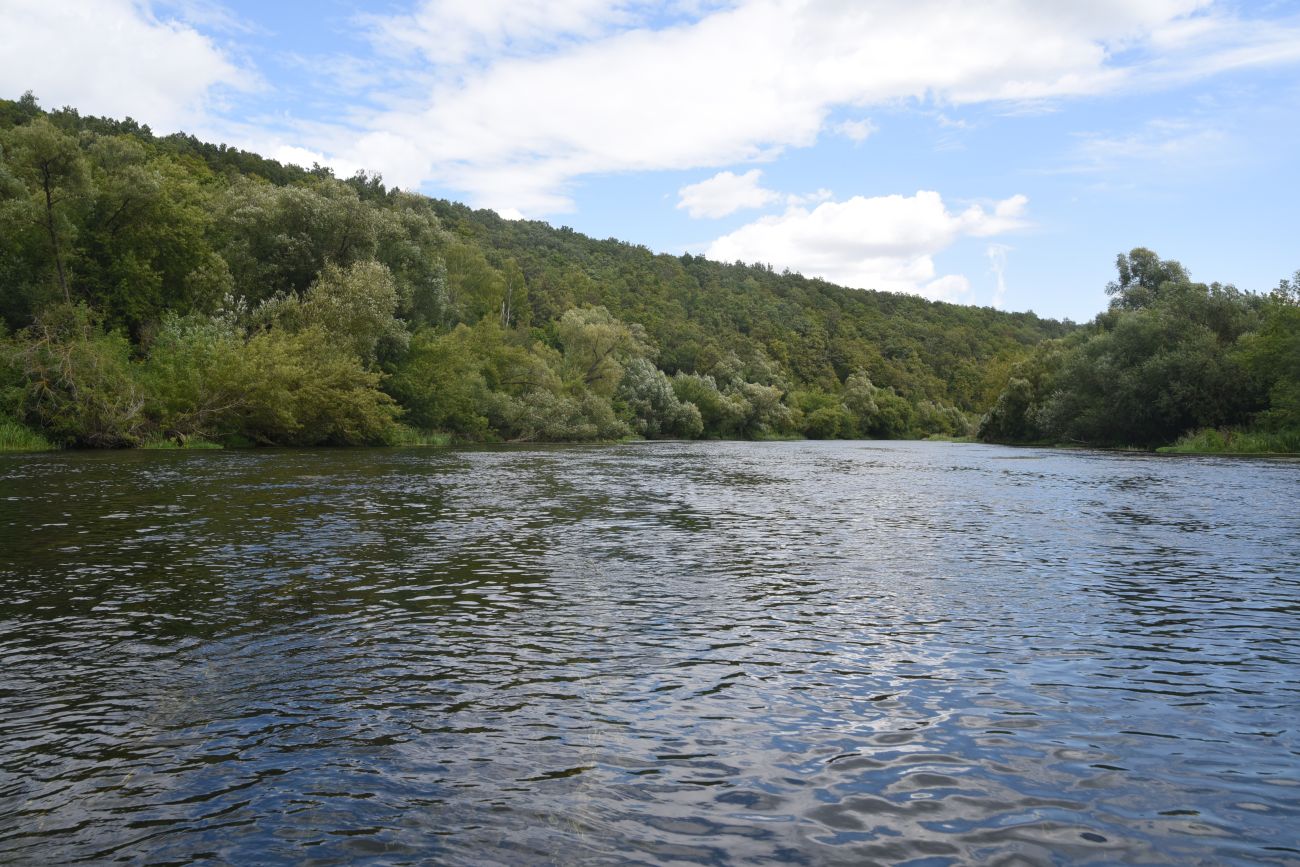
[1156,427,1300,456]
[7,425,1297,456]
[0,420,54,452]
[0,424,462,453]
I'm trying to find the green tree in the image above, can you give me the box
[386,325,492,438]
[2,117,90,303]
[983,251,1265,447]
[235,327,399,446]
[618,357,703,438]
[556,306,648,396]
[442,243,505,326]
[375,193,449,327]
[78,139,220,333]
[793,390,853,439]
[140,312,247,441]
[296,261,408,366]
[672,372,746,437]
[488,389,627,441]
[1105,247,1190,311]
[1240,272,1300,430]
[214,177,379,302]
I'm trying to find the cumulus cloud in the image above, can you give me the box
[270,145,365,179]
[677,169,780,218]
[316,0,1300,213]
[7,0,1298,221]
[705,190,1029,300]
[0,0,252,132]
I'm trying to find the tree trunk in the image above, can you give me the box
[41,163,69,304]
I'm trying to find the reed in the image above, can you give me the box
[0,420,56,452]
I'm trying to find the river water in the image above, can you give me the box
[1,441,1297,865]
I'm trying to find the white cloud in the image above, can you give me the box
[1143,8,1300,83]
[323,0,1289,213]
[154,0,261,35]
[835,118,878,143]
[7,0,1298,224]
[363,0,740,69]
[0,0,253,132]
[270,145,364,179]
[677,169,780,218]
[704,190,1028,300]
[363,0,637,68]
[922,274,973,303]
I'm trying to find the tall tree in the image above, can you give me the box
[3,117,90,303]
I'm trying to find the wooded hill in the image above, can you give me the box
[25,92,1284,452]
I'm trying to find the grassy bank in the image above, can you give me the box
[1157,427,1300,456]
[388,427,455,447]
[0,420,56,452]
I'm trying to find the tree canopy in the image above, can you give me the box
[3,96,1291,452]
[979,248,1294,450]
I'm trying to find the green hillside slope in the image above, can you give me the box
[2,94,1076,448]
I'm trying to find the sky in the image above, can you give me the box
[2,0,1299,321]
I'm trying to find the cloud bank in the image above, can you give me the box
[0,0,251,131]
[335,0,1300,212]
[706,191,1029,301]
[6,0,1299,214]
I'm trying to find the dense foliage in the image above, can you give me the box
[5,95,1291,451]
[1,94,1076,448]
[979,249,1299,450]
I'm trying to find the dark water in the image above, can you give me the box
[1,441,1298,865]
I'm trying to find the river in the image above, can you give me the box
[1,441,1297,864]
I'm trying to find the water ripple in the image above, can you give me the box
[1,442,1298,864]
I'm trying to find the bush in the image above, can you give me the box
[488,389,628,441]
[7,303,144,447]
[235,327,401,446]
[141,313,247,441]
[618,358,703,439]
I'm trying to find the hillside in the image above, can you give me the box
[1,95,1072,448]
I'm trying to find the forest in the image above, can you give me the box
[1,93,1295,452]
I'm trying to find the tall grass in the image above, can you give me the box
[1159,427,1300,455]
[389,426,453,447]
[0,419,56,452]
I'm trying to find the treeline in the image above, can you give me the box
[1,94,1073,449]
[979,249,1300,451]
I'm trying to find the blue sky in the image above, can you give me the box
[2,0,1299,321]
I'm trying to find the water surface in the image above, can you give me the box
[1,441,1298,864]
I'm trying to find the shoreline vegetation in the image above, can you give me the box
[8,429,1299,458]
[1,94,1296,456]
